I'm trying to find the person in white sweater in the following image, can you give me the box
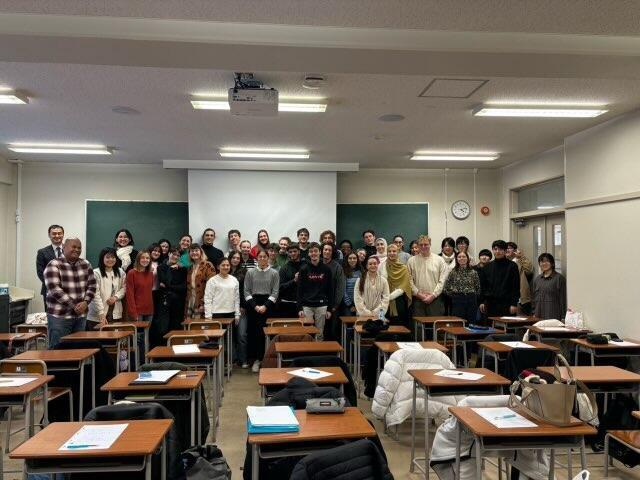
[203,258,240,322]
[354,256,390,317]
[406,235,448,316]
[87,247,126,327]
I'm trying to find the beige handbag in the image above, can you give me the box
[508,354,597,427]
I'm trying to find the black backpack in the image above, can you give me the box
[181,444,231,480]
[591,393,640,468]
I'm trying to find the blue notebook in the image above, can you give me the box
[246,405,300,434]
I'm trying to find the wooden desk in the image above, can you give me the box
[101,371,205,445]
[413,316,464,341]
[266,317,314,326]
[163,329,225,341]
[374,342,448,382]
[571,338,640,366]
[264,325,320,352]
[449,406,596,479]
[0,332,44,352]
[489,316,538,334]
[526,325,591,342]
[258,367,348,401]
[147,346,222,440]
[13,348,99,419]
[10,419,173,480]
[247,407,375,480]
[538,365,640,398]
[182,317,234,381]
[478,341,559,373]
[62,331,133,374]
[94,321,151,361]
[14,323,49,348]
[408,368,510,477]
[440,326,505,367]
[338,316,374,362]
[275,341,343,368]
[353,325,411,396]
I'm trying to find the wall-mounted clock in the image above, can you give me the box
[451,200,471,220]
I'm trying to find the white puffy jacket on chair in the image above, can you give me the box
[372,348,459,427]
[522,319,565,341]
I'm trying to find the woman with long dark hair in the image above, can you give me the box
[354,256,389,318]
[113,229,138,272]
[341,252,363,317]
[88,247,126,327]
[229,251,248,368]
[443,250,481,323]
[184,244,216,318]
[250,229,271,259]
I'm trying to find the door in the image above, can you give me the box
[514,214,566,275]
[545,214,566,275]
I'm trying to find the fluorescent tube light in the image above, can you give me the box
[8,143,112,155]
[473,105,608,118]
[191,98,327,113]
[0,90,28,104]
[537,205,555,210]
[410,151,499,161]
[219,148,310,160]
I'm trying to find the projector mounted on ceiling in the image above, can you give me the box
[228,72,279,117]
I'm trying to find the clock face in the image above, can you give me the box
[452,200,471,220]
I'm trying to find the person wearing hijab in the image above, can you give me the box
[373,237,388,269]
[380,243,413,331]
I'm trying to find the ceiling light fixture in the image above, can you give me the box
[8,143,112,155]
[410,150,499,161]
[191,97,327,113]
[219,148,310,160]
[0,90,29,104]
[473,105,608,118]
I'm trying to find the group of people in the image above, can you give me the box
[36,224,567,371]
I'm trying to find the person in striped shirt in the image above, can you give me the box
[44,238,97,348]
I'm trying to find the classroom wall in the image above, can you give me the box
[18,163,188,312]
[337,168,501,258]
[564,110,640,337]
[0,157,17,285]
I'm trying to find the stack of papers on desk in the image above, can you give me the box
[396,342,424,350]
[247,406,300,434]
[434,369,484,381]
[500,316,528,321]
[538,327,570,332]
[130,370,180,385]
[288,368,333,380]
[172,345,200,354]
[59,423,128,450]
[0,376,39,387]
[472,407,536,428]
[500,341,534,349]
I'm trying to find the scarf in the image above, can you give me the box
[441,252,455,265]
[116,245,134,270]
[385,257,412,316]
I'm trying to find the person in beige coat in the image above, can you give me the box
[506,242,533,315]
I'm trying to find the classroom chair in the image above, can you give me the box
[100,322,137,371]
[0,358,73,452]
[290,355,357,407]
[261,333,314,368]
[188,320,223,331]
[270,319,305,327]
[503,348,556,381]
[480,333,517,370]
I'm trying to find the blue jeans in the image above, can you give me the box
[136,315,153,365]
[47,314,86,349]
[234,312,248,364]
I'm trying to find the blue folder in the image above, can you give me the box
[247,419,300,434]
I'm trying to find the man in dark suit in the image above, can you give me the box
[36,224,65,308]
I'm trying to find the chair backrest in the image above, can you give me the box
[290,355,357,407]
[167,334,208,346]
[0,359,46,375]
[270,319,304,328]
[504,348,556,381]
[188,321,222,331]
[434,319,465,343]
[100,323,137,334]
[261,334,314,368]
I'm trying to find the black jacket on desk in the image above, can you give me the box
[36,245,57,295]
[289,439,394,480]
[279,259,303,303]
[479,257,520,307]
[297,261,333,311]
[202,244,224,264]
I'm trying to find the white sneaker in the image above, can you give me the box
[241,362,249,369]
[251,360,260,373]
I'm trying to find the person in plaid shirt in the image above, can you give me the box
[44,237,97,348]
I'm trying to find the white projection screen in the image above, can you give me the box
[188,170,337,250]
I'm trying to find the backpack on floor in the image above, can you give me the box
[181,444,232,480]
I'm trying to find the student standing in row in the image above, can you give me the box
[227,229,242,255]
[36,224,65,307]
[157,248,187,338]
[126,250,154,322]
[297,228,310,259]
[392,235,411,264]
[158,239,171,263]
[201,228,224,264]
[456,236,474,265]
[87,247,126,328]
[339,240,353,261]
[532,253,567,320]
[322,242,345,339]
[229,251,248,368]
[297,243,333,340]
[479,240,520,319]
[185,244,216,318]
[382,244,412,329]
[178,234,193,268]
[250,229,271,258]
[341,252,362,317]
[244,249,280,372]
[354,256,389,317]
[409,240,420,256]
[506,241,534,315]
[149,243,163,324]
[239,240,256,270]
[114,229,138,272]
[320,230,342,261]
[407,235,448,316]
[275,237,290,269]
[278,243,303,318]
[476,249,492,269]
[443,250,481,324]
[373,238,388,269]
[362,230,377,257]
[204,257,240,323]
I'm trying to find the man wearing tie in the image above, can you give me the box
[36,224,65,308]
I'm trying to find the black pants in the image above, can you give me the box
[388,295,412,335]
[247,294,271,362]
[278,301,299,319]
[484,298,513,324]
[451,294,478,325]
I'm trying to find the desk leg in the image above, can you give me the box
[455,423,461,479]
[549,449,554,479]
[24,392,32,440]
[277,353,282,368]
[79,359,85,420]
[463,341,468,368]
[574,344,580,366]
[108,391,113,405]
[410,380,416,472]
[91,357,96,409]
[376,350,381,383]
[227,324,233,381]
[144,327,149,362]
[161,436,167,480]
[252,444,260,480]
[197,386,202,444]
[116,340,121,374]
[191,387,196,446]
[425,388,430,479]
[42,384,49,426]
[580,437,587,470]
[475,434,482,479]
[212,358,218,442]
[341,322,346,361]
[355,331,361,397]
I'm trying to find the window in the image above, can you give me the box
[552,223,563,274]
[516,178,564,213]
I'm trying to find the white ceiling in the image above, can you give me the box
[1,2,640,168]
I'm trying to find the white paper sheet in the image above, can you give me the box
[396,342,424,350]
[500,341,535,349]
[538,327,570,331]
[472,407,537,428]
[287,368,333,380]
[500,316,528,321]
[247,406,299,427]
[133,370,180,383]
[0,376,39,387]
[59,423,129,451]
[434,369,484,381]
[609,340,640,347]
[172,345,201,354]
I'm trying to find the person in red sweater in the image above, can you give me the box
[126,250,154,321]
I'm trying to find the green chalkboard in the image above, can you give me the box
[85,200,189,266]
[336,203,428,248]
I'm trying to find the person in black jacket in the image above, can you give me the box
[156,248,188,339]
[200,228,224,263]
[36,224,64,307]
[113,228,139,273]
[278,243,303,318]
[479,240,520,321]
[297,243,333,340]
